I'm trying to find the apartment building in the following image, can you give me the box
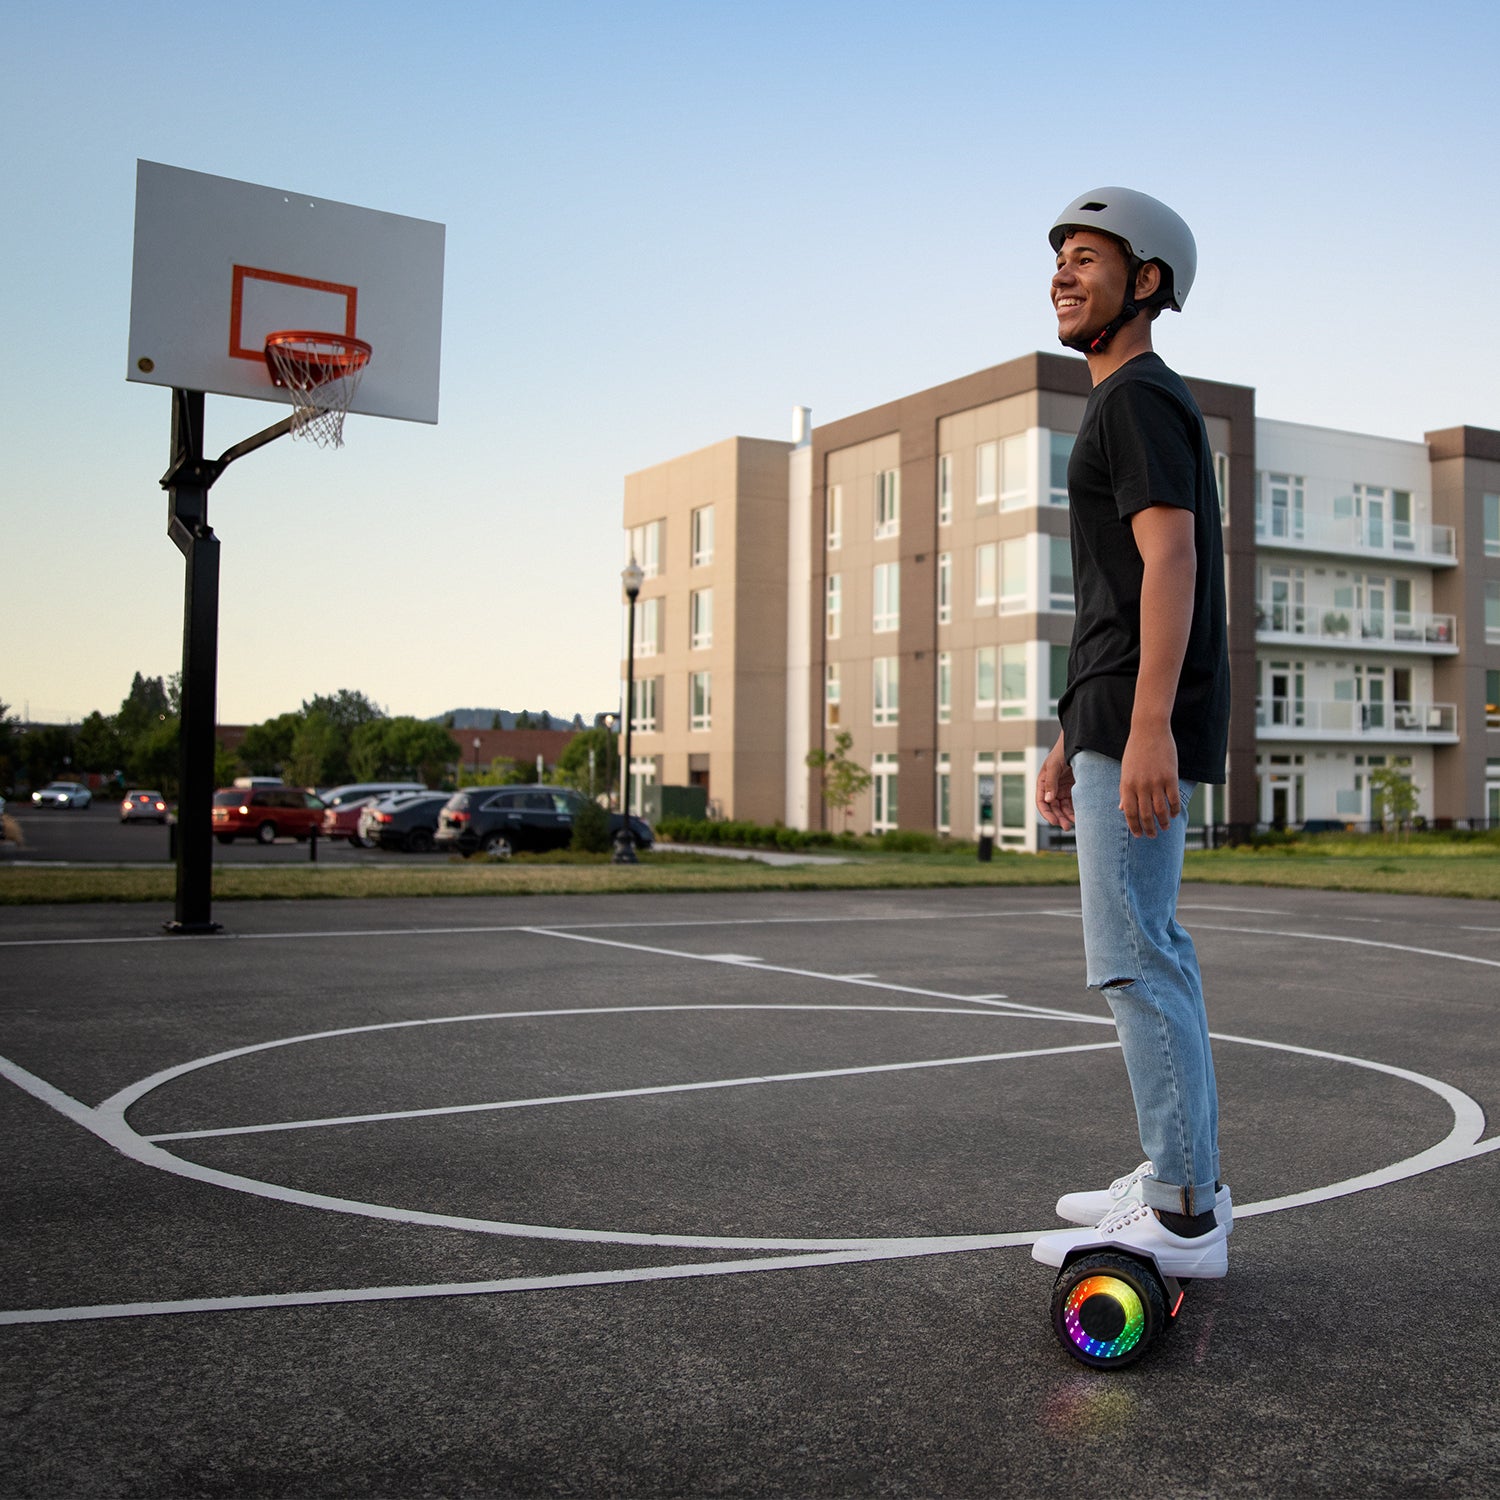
[624,354,1500,840]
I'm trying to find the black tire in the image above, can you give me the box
[349,833,366,849]
[216,834,235,845]
[256,821,279,845]
[480,831,514,858]
[405,827,434,854]
[1049,1251,1169,1370]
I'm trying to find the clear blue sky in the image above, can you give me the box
[4,0,1496,728]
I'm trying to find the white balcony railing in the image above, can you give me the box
[1256,698,1458,739]
[1254,599,1457,651]
[1256,509,1457,564]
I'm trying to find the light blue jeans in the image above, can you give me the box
[1070,750,1220,1217]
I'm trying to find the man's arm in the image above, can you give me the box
[1121,503,1196,837]
[1036,729,1075,830]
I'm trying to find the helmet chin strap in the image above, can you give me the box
[1059,255,1144,355]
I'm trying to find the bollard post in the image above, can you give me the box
[309,824,318,863]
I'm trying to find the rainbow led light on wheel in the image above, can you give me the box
[1049,1252,1170,1370]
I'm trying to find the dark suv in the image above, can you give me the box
[212,786,327,844]
[434,785,653,857]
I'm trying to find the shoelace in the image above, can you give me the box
[1096,1198,1153,1236]
[1108,1160,1156,1200]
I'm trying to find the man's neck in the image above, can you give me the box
[1084,323,1155,386]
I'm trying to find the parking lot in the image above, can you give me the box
[3,883,1499,1496]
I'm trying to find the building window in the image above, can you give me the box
[976,441,998,507]
[975,543,998,609]
[873,752,899,833]
[974,752,996,833]
[1488,670,1500,730]
[937,454,953,526]
[1262,473,1305,542]
[1486,493,1500,558]
[1000,751,1027,844]
[1000,644,1027,719]
[1000,434,1028,510]
[937,552,952,625]
[1214,452,1230,526]
[1487,581,1500,645]
[691,504,714,567]
[826,573,842,639]
[629,756,657,816]
[630,676,659,733]
[875,468,901,538]
[937,651,952,724]
[627,519,663,578]
[1048,536,1074,611]
[936,754,951,833]
[690,587,713,650]
[1049,432,1073,506]
[825,663,842,727]
[1001,538,1028,613]
[975,646,997,713]
[873,561,900,633]
[873,656,899,726]
[634,596,661,657]
[690,670,712,731]
[826,484,843,551]
[1049,643,1069,714]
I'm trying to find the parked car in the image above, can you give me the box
[319,782,429,848]
[31,781,93,809]
[212,786,326,844]
[120,790,169,824]
[435,785,654,858]
[358,791,452,853]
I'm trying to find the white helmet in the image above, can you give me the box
[1049,187,1197,311]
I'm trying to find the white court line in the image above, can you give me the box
[145,1040,1126,1142]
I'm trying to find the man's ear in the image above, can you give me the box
[1134,260,1163,301]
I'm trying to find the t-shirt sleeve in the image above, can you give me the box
[1098,380,1200,521]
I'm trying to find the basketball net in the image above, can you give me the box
[263,331,372,448]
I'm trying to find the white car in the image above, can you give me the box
[120,789,170,824]
[31,780,92,809]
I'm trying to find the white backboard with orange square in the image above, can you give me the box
[128,161,445,424]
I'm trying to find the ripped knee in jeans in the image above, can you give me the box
[1098,977,1135,990]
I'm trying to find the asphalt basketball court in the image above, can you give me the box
[3,882,1498,1497]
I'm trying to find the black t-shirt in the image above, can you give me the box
[1058,352,1230,784]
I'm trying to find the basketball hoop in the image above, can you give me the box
[263,330,372,448]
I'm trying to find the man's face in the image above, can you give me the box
[1051,229,1131,347]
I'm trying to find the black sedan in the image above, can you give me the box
[358,791,452,853]
[434,785,653,858]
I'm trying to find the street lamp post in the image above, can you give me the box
[614,556,645,864]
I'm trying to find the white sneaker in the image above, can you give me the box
[1033,1197,1229,1278]
[1055,1160,1234,1233]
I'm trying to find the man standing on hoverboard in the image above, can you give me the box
[1030,189,1232,1280]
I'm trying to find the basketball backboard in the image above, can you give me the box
[128,161,445,424]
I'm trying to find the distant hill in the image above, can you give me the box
[430,708,601,731]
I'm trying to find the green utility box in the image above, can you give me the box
[639,784,708,823]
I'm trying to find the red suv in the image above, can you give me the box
[212,786,327,844]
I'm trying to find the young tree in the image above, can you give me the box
[1368,766,1420,837]
[805,730,873,831]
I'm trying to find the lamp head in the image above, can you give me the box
[621,556,645,600]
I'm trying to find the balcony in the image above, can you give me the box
[1254,600,1458,654]
[1256,698,1459,743]
[1256,509,1457,567]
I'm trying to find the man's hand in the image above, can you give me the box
[1035,733,1075,830]
[1119,723,1179,837]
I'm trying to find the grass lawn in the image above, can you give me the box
[0,833,1496,904]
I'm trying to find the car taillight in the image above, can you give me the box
[377,812,393,824]
[449,811,469,823]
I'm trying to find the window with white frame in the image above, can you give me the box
[630,675,659,733]
[1049,432,1073,505]
[873,656,899,726]
[1000,434,1028,510]
[937,454,953,526]
[1001,538,1028,613]
[1048,536,1074,611]
[1000,644,1027,719]
[1488,670,1500,730]
[1049,643,1069,714]
[1214,452,1230,526]
[975,646,997,713]
[825,662,842,727]
[873,561,900,633]
[690,587,713,650]
[1487,581,1500,644]
[937,552,952,625]
[999,751,1026,844]
[974,752,995,833]
[975,543,998,609]
[627,519,663,577]
[1486,493,1500,558]
[826,573,842,639]
[691,504,714,566]
[1489,758,1500,825]
[935,754,951,833]
[976,441,998,507]
[936,651,952,724]
[872,752,899,833]
[689,670,712,731]
[634,596,661,656]
[1262,473,1305,542]
[875,469,901,538]
[826,484,843,551]
[629,756,657,816]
